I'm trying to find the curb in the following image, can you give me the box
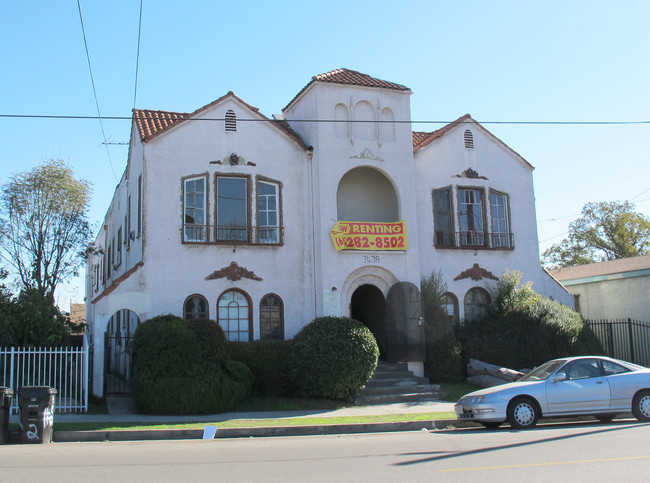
[53,419,476,442]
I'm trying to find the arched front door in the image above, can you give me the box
[104,309,140,394]
[351,284,387,357]
[385,282,424,363]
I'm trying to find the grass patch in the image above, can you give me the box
[52,411,457,432]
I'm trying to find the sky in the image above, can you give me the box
[1,0,649,309]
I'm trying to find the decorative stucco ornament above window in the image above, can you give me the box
[330,220,407,251]
[454,168,488,180]
[206,261,263,282]
[210,153,256,166]
[454,263,498,281]
[350,149,383,162]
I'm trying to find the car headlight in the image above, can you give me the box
[471,396,486,404]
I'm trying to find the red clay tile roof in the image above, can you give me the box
[284,68,411,112]
[133,92,307,149]
[412,114,472,152]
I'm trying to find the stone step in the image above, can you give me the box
[359,384,439,396]
[365,376,430,386]
[355,391,444,406]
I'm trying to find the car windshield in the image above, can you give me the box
[518,360,566,381]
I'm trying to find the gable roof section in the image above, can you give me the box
[412,114,534,169]
[133,91,307,148]
[550,255,650,283]
[284,68,411,113]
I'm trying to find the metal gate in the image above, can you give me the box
[384,281,424,363]
[104,309,139,394]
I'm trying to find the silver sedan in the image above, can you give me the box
[455,356,650,429]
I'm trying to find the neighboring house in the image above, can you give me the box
[85,68,572,396]
[550,255,650,321]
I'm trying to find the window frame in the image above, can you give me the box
[489,189,512,249]
[182,174,209,243]
[217,289,253,342]
[441,292,459,324]
[183,294,209,320]
[464,287,490,322]
[457,187,486,248]
[256,177,282,245]
[433,187,455,247]
[215,174,251,243]
[259,293,284,340]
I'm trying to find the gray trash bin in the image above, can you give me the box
[18,386,57,444]
[0,386,13,444]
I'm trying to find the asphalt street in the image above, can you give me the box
[2,419,649,482]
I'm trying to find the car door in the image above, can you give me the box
[545,359,611,415]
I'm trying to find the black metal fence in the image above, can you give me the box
[585,318,650,368]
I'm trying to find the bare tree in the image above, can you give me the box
[0,159,93,300]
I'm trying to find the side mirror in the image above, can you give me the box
[552,373,567,383]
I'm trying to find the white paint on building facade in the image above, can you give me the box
[86,69,572,396]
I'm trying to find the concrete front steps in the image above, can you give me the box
[354,360,445,405]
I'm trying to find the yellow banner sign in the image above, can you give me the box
[330,221,407,252]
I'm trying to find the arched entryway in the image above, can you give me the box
[351,284,387,357]
[104,309,140,394]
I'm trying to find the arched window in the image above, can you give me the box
[184,294,208,319]
[464,288,490,322]
[260,294,284,340]
[218,289,251,341]
[225,110,236,132]
[464,129,474,149]
[441,292,459,323]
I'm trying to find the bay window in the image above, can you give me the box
[217,176,248,242]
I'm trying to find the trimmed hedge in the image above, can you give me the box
[460,297,603,369]
[289,316,379,401]
[229,339,292,396]
[130,315,252,414]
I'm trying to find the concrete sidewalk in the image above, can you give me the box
[9,399,466,442]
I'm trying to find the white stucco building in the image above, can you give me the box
[86,69,571,396]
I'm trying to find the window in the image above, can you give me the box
[601,360,630,376]
[441,293,459,323]
[433,188,454,247]
[257,181,280,244]
[184,295,208,319]
[137,174,142,236]
[225,110,236,132]
[490,191,511,248]
[217,176,248,241]
[458,188,485,247]
[184,176,207,242]
[565,359,601,380]
[126,196,131,249]
[218,290,251,341]
[116,227,122,267]
[464,129,474,149]
[260,295,284,340]
[464,288,489,321]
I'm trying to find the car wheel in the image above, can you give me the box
[479,421,502,429]
[632,390,650,422]
[507,397,539,429]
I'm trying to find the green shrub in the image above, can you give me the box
[229,339,292,396]
[289,316,379,401]
[130,314,252,414]
[461,297,604,369]
[421,270,466,382]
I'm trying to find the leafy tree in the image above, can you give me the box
[0,159,93,299]
[488,269,539,316]
[542,201,650,268]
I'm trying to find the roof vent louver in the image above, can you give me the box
[225,110,237,132]
[464,129,474,149]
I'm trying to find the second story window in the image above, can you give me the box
[184,176,207,242]
[490,191,511,248]
[433,188,454,247]
[458,188,484,247]
[217,176,248,241]
[257,181,280,244]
